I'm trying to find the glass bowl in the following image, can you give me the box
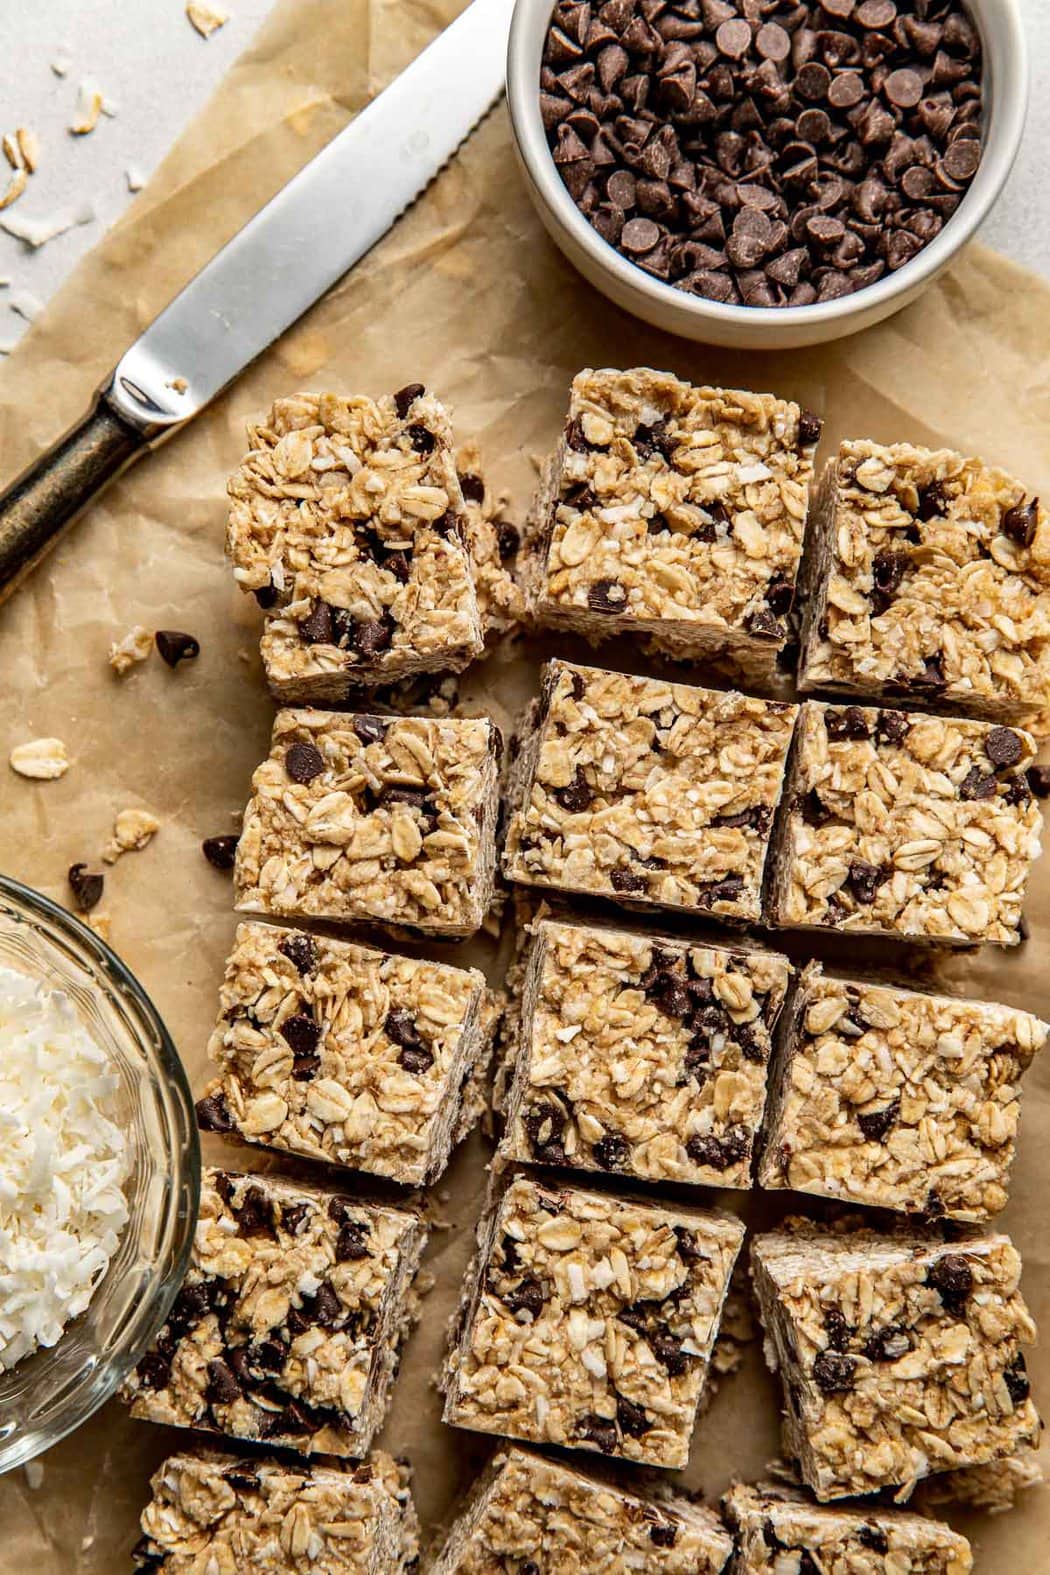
[0,875,200,1473]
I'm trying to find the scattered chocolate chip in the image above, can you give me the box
[674,1226,702,1265]
[398,1042,434,1075]
[393,383,425,418]
[353,716,388,746]
[285,741,325,784]
[68,862,104,912]
[587,577,628,613]
[1026,764,1050,799]
[1004,1352,1031,1406]
[594,1132,631,1170]
[385,1009,427,1052]
[280,1013,320,1058]
[871,548,907,608]
[202,835,239,870]
[616,1393,651,1436]
[278,932,317,974]
[503,1276,546,1318]
[926,1252,973,1314]
[1001,496,1039,548]
[986,727,1023,769]
[254,581,278,610]
[746,606,783,641]
[813,1349,856,1394]
[554,766,593,814]
[857,1097,900,1141]
[578,1412,618,1452]
[155,630,200,668]
[196,1091,234,1133]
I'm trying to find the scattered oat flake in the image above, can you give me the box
[0,200,94,249]
[17,129,39,174]
[125,165,145,193]
[187,2,229,39]
[2,133,22,171]
[9,288,42,323]
[9,738,70,781]
[102,808,161,864]
[108,625,154,676]
[0,168,26,212]
[69,82,104,136]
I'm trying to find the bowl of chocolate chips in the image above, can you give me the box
[507,0,1027,346]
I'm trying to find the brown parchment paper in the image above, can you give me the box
[2,1,1050,1568]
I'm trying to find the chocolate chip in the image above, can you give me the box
[610,867,647,894]
[696,873,745,909]
[746,606,783,640]
[205,1357,241,1406]
[196,1091,234,1133]
[336,1221,370,1261]
[278,932,317,974]
[1004,1352,1030,1406]
[137,1350,172,1391]
[846,860,888,904]
[651,1329,690,1377]
[234,1184,276,1239]
[986,727,1023,769]
[858,1525,889,1553]
[285,741,325,784]
[766,573,795,616]
[554,766,593,814]
[68,862,104,912]
[406,423,435,454]
[202,835,239,870]
[254,582,278,610]
[927,1252,973,1314]
[674,1226,702,1265]
[824,1307,852,1353]
[398,1042,434,1075]
[1001,496,1039,548]
[459,472,485,503]
[298,601,334,645]
[353,716,388,746]
[504,1276,546,1318]
[917,479,950,520]
[863,1323,910,1362]
[280,1013,320,1057]
[386,1009,427,1052]
[825,705,871,740]
[621,216,661,254]
[587,577,628,613]
[155,630,200,668]
[393,383,425,418]
[959,765,998,802]
[616,1393,650,1436]
[872,548,907,606]
[497,522,521,561]
[1026,764,1050,799]
[715,18,752,59]
[281,1203,311,1237]
[594,1132,631,1170]
[578,1412,618,1452]
[353,617,394,659]
[686,1125,750,1171]
[857,1097,900,1141]
[813,1349,856,1394]
[877,709,909,745]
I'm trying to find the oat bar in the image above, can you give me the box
[759,962,1048,1221]
[429,1446,732,1573]
[196,922,490,1186]
[441,1171,745,1468]
[523,369,820,673]
[765,701,1043,946]
[750,1224,1040,1500]
[122,1168,427,1458]
[227,388,483,701]
[234,708,501,938]
[133,1448,419,1572]
[798,439,1050,726]
[503,660,798,921]
[500,917,791,1188]
[722,1480,972,1573]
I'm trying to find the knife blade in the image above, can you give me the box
[0,0,514,603]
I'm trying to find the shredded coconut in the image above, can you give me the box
[0,965,130,1372]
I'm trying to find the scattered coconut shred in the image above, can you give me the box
[0,964,130,1372]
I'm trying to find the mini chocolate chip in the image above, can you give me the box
[686,1125,750,1171]
[674,1226,702,1265]
[406,423,435,454]
[205,1357,241,1406]
[986,727,1023,769]
[745,606,782,640]
[649,1523,677,1548]
[399,1042,435,1075]
[353,716,388,746]
[611,867,647,893]
[858,1526,890,1554]
[386,1008,427,1053]
[766,574,794,617]
[1001,496,1039,548]
[393,383,425,418]
[68,862,104,912]
[927,1253,973,1314]
[863,1323,910,1362]
[593,1132,631,1170]
[696,873,745,908]
[278,932,317,974]
[824,1307,852,1353]
[651,1329,689,1377]
[137,1350,172,1391]
[280,1013,320,1057]
[877,709,909,745]
[813,1349,856,1394]
[281,1203,311,1237]
[846,860,888,904]
[587,577,628,613]
[872,548,907,603]
[1004,1352,1030,1405]
[857,1097,900,1141]
[959,765,998,801]
[616,1393,650,1436]
[353,617,394,659]
[917,480,950,521]
[202,835,239,870]
[825,705,871,741]
[285,741,325,784]
[336,1222,370,1262]
[298,601,334,645]
[226,1469,261,1494]
[578,1412,618,1452]
[234,1184,276,1239]
[1026,764,1050,799]
[497,522,521,560]
[155,630,200,668]
[196,1091,234,1133]
[459,471,485,503]
[800,788,831,827]
[504,1276,546,1318]
[554,765,593,813]
[254,581,278,609]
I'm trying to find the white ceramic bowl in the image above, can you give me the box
[507,0,1028,348]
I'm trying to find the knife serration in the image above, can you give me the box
[108,0,514,434]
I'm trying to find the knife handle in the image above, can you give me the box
[0,398,145,606]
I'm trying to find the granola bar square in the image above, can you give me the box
[722,1481,971,1574]
[234,708,501,938]
[134,1449,419,1573]
[441,1172,745,1468]
[759,962,1048,1222]
[523,368,820,673]
[227,388,483,702]
[122,1168,427,1458]
[503,660,798,922]
[500,917,791,1188]
[750,1225,1040,1500]
[797,439,1050,726]
[196,922,493,1186]
[429,1447,732,1573]
[765,701,1043,946]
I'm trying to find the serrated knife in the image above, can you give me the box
[0,0,515,602]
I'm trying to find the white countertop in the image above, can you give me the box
[0,0,1047,354]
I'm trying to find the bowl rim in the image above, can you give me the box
[507,0,1030,331]
[0,873,200,1472]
